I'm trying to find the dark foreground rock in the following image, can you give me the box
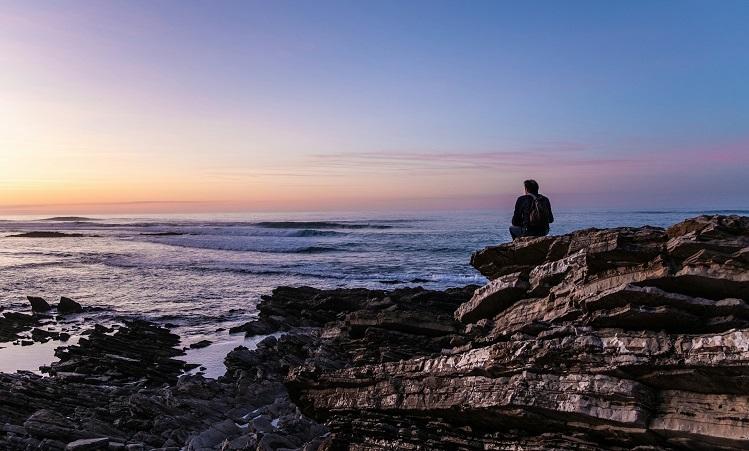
[0,319,325,450]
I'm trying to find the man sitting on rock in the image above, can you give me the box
[509,179,554,240]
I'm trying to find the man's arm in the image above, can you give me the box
[547,198,554,224]
[511,197,523,226]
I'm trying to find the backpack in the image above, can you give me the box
[528,194,551,227]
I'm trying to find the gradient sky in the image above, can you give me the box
[1,0,747,213]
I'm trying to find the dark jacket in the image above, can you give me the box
[512,194,554,235]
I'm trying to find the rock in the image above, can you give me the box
[27,295,52,312]
[65,437,109,450]
[189,339,212,349]
[24,409,81,441]
[1,423,27,435]
[650,391,749,449]
[58,297,83,314]
[256,433,298,450]
[225,433,257,450]
[185,418,240,450]
[251,415,274,433]
[42,320,187,385]
[454,272,528,323]
[666,214,749,239]
[0,311,40,342]
[470,235,557,279]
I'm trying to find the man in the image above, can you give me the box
[509,179,554,240]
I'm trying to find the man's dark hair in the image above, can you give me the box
[524,179,539,194]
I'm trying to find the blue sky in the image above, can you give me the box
[0,0,747,212]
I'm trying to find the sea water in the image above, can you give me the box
[0,209,745,376]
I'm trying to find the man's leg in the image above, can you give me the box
[509,226,524,240]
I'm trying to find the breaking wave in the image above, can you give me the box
[254,221,393,229]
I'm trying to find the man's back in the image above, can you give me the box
[511,193,554,235]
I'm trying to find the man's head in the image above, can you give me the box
[523,179,539,195]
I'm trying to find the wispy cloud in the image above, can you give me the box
[0,200,210,211]
[199,142,661,181]
[307,145,642,174]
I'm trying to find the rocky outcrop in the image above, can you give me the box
[288,215,749,450]
[58,297,83,314]
[232,285,476,365]
[0,312,41,342]
[27,296,52,312]
[41,321,188,386]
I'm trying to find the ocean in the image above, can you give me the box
[0,209,745,376]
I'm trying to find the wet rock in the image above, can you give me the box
[42,320,187,386]
[58,297,83,314]
[31,327,66,343]
[27,296,52,312]
[189,340,212,349]
[0,312,39,343]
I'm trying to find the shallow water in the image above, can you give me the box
[1,209,745,375]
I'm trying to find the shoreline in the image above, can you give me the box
[0,214,747,450]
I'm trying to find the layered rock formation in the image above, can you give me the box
[288,215,749,450]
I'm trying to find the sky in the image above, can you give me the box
[0,0,747,214]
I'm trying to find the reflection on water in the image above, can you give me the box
[184,332,284,379]
[0,336,80,374]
